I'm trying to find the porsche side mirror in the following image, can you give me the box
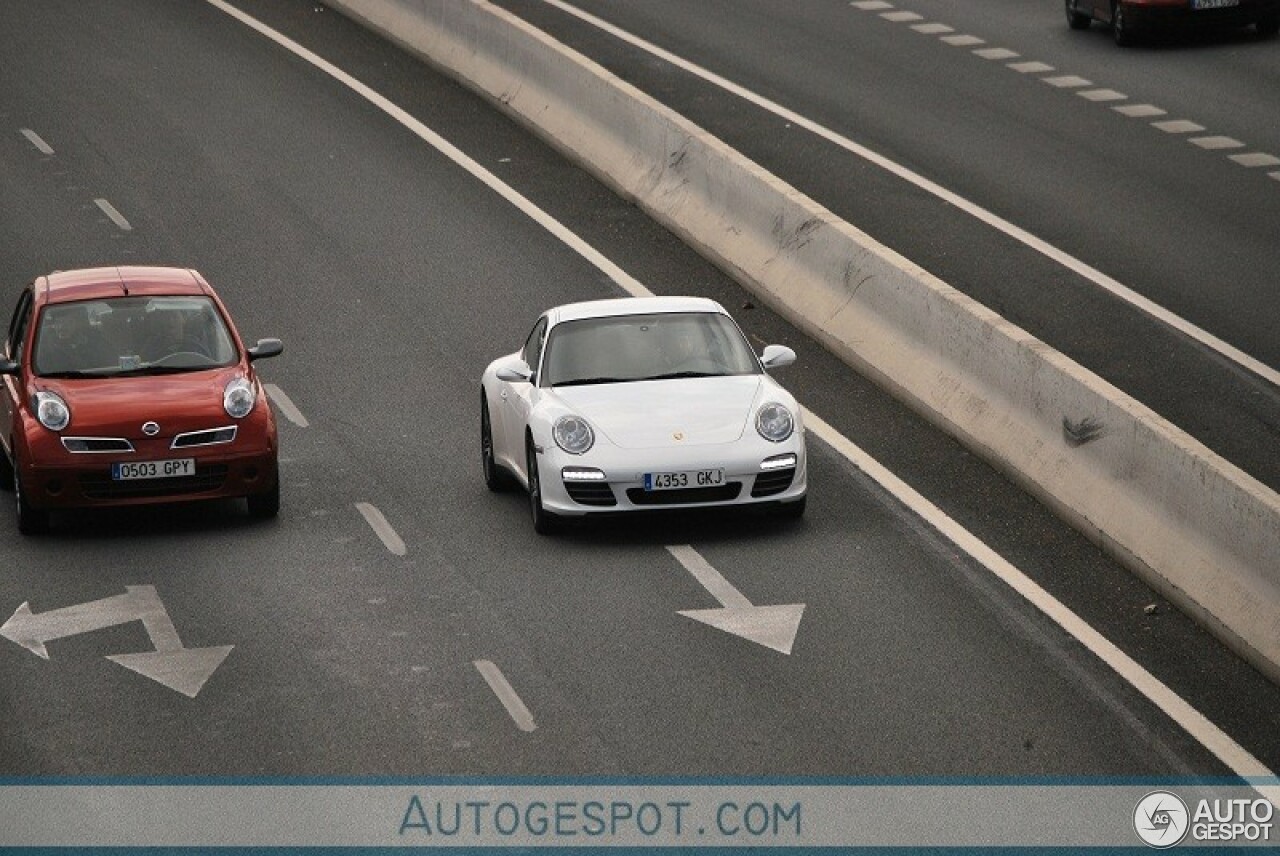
[496,365,532,383]
[0,359,18,376]
[247,338,284,361]
[760,345,796,369]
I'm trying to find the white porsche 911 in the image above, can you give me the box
[481,296,807,533]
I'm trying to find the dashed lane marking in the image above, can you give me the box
[355,502,407,556]
[474,660,536,732]
[264,383,310,428]
[94,198,132,231]
[20,128,54,155]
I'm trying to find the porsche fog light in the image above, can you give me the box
[561,467,606,481]
[34,391,70,431]
[553,415,594,455]
[755,402,794,443]
[760,453,797,471]
[223,377,256,419]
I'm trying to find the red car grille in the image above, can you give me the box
[78,465,229,500]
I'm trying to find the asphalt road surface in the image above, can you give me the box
[0,0,1276,784]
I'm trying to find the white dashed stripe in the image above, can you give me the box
[1190,136,1245,150]
[1230,152,1280,168]
[851,0,893,9]
[974,47,1019,60]
[1114,104,1166,118]
[1153,119,1205,134]
[1043,75,1091,88]
[20,128,54,155]
[941,34,984,46]
[1009,61,1054,73]
[881,10,922,21]
[264,384,310,428]
[94,199,132,231]
[1078,89,1126,102]
[912,22,954,33]
[474,660,536,732]
[356,502,407,556]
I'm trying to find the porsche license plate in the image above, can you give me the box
[112,458,195,481]
[644,468,724,491]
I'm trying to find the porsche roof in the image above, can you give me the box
[548,296,726,325]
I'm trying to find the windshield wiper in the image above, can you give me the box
[639,371,722,381]
[114,365,207,376]
[552,376,631,387]
[37,370,106,379]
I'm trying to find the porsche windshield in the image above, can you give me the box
[33,296,238,377]
[542,312,761,387]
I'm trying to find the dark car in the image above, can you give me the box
[0,266,283,533]
[1066,0,1280,44]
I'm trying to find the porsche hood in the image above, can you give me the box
[553,376,767,449]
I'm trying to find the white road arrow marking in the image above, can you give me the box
[0,586,231,698]
[667,545,804,654]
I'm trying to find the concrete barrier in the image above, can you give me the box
[327,0,1280,683]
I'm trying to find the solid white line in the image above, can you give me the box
[355,502,406,556]
[537,0,1280,387]
[802,408,1278,806]
[20,128,54,155]
[208,0,1277,796]
[264,383,310,427]
[666,545,752,609]
[205,0,649,300]
[474,660,536,732]
[94,198,132,231]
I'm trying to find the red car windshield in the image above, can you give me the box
[33,296,238,377]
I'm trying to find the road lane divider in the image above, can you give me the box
[356,502,407,556]
[474,659,536,732]
[93,198,132,231]
[265,383,310,428]
[319,0,1280,686]
[20,128,54,155]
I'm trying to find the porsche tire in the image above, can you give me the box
[527,437,562,535]
[481,395,512,492]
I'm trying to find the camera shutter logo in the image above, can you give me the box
[1134,791,1189,848]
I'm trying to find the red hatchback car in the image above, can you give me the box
[0,266,283,534]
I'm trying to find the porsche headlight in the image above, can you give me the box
[34,391,70,431]
[553,415,594,455]
[223,377,256,419]
[755,402,794,443]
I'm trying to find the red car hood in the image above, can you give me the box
[35,367,245,439]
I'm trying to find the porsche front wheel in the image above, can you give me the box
[526,437,562,535]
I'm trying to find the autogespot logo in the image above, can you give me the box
[1134,791,1190,849]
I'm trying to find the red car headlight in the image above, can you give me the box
[33,391,70,431]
